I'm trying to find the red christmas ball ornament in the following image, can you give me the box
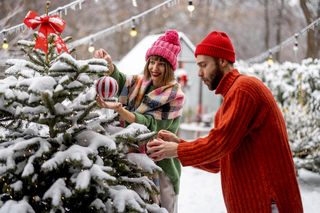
[95,76,118,99]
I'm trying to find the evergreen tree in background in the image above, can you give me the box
[0,36,165,213]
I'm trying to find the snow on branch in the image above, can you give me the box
[41,144,95,171]
[0,137,51,176]
[112,123,150,138]
[75,130,116,150]
[5,59,43,78]
[73,164,116,191]
[0,198,35,213]
[109,185,145,213]
[49,53,107,75]
[127,153,162,174]
[120,176,157,193]
[43,178,72,207]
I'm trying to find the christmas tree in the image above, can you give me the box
[0,8,166,213]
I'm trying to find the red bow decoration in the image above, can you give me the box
[24,11,68,54]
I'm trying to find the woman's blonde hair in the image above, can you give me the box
[143,55,175,86]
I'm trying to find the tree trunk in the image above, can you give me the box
[264,0,270,50]
[299,0,317,59]
[316,1,320,58]
[275,0,284,61]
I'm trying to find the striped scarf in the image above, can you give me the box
[118,75,185,120]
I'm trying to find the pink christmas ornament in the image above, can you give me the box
[95,76,118,99]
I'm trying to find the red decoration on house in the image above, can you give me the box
[24,11,68,54]
[175,68,188,87]
[96,76,119,100]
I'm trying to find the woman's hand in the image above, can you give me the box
[96,95,122,111]
[94,48,114,75]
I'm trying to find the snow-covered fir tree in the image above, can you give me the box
[238,59,320,174]
[0,36,166,213]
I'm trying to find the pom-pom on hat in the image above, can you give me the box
[145,29,181,70]
[195,31,236,63]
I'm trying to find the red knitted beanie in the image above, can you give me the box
[145,29,181,70]
[195,31,235,63]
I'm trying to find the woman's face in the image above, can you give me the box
[148,58,166,87]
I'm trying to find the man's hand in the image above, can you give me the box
[96,95,122,111]
[157,130,180,143]
[94,48,114,75]
[147,138,178,161]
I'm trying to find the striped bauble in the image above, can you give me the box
[95,76,118,99]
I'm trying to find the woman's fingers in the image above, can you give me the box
[96,95,122,110]
[96,95,104,107]
[93,49,114,74]
[94,49,105,58]
[103,52,114,73]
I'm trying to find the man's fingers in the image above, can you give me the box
[149,152,163,161]
[158,130,169,138]
[146,140,163,153]
[147,139,163,147]
[158,130,174,141]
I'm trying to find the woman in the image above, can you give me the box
[95,29,185,213]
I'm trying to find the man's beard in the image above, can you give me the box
[208,61,224,91]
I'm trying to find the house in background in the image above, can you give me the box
[117,32,221,124]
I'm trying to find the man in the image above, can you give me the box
[147,31,303,213]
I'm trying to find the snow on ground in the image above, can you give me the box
[179,167,320,213]
[178,167,226,213]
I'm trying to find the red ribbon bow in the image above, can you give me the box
[24,11,68,54]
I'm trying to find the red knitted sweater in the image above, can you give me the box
[178,69,303,213]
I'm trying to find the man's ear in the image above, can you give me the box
[219,59,228,67]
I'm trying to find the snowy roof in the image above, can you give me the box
[116,32,195,75]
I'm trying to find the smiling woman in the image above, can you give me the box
[145,55,175,87]
[94,29,185,213]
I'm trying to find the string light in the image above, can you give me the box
[130,19,138,37]
[293,33,299,53]
[247,16,320,63]
[70,0,175,48]
[2,38,9,49]
[187,0,195,13]
[132,0,138,7]
[88,41,95,53]
[267,50,273,66]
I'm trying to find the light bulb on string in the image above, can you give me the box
[130,19,138,37]
[187,0,195,13]
[88,41,95,53]
[2,38,9,49]
[130,27,138,37]
[293,33,299,54]
[267,50,273,66]
[132,0,137,7]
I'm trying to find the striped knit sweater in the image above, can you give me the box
[177,69,303,213]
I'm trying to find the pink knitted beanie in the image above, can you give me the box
[145,29,181,70]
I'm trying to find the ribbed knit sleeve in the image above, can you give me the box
[178,88,257,166]
[194,160,221,173]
